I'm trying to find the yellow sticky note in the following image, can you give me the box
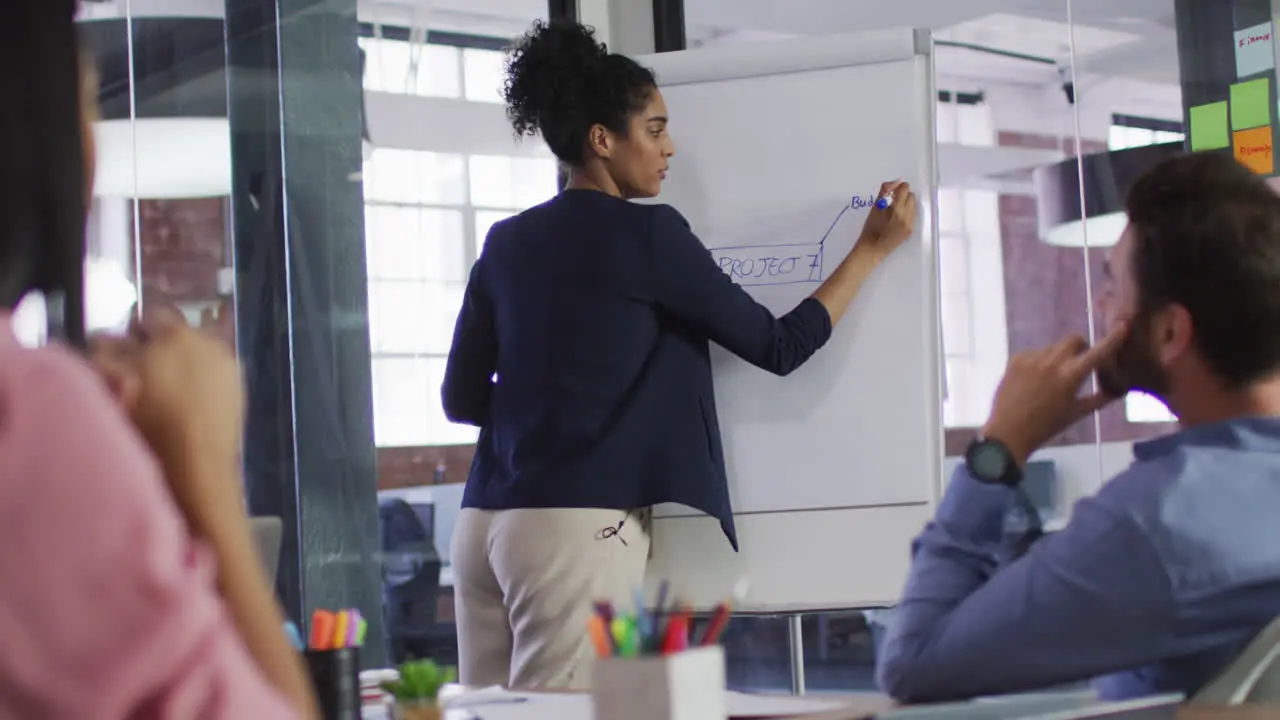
[1190,102,1230,150]
[1234,126,1275,174]
[1231,77,1272,130]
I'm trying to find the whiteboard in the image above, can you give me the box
[636,28,944,610]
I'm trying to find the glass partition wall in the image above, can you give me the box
[68,0,1237,681]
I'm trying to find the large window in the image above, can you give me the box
[936,99,1007,429]
[363,147,557,447]
[361,36,462,97]
[360,35,508,102]
[1108,114,1185,152]
[937,186,1004,428]
[360,33,559,448]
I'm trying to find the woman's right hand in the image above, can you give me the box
[91,309,247,526]
[857,180,918,260]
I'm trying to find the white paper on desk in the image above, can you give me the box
[441,688,592,720]
[440,686,526,708]
[725,690,854,718]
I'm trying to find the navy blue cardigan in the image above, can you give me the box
[441,190,832,550]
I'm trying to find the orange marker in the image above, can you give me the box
[309,610,335,650]
[587,615,613,658]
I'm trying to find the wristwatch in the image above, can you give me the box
[964,436,1023,487]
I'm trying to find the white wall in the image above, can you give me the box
[940,72,1183,143]
[977,73,1177,140]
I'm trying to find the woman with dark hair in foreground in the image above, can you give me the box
[0,4,314,717]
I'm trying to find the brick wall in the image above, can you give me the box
[135,197,469,491]
[377,445,475,489]
[135,198,236,345]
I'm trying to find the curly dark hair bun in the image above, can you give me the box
[503,20,657,165]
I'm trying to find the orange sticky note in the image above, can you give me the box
[1234,126,1275,174]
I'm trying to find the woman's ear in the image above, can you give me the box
[586,123,613,159]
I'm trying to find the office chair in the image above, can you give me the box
[1195,614,1280,705]
[378,498,446,664]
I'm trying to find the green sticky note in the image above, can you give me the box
[1231,77,1272,130]
[1190,102,1230,151]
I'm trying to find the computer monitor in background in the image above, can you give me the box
[1005,459,1061,536]
[375,484,464,568]
[409,502,435,549]
[426,482,465,566]
[1021,459,1061,528]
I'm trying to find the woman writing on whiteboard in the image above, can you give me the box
[442,19,917,689]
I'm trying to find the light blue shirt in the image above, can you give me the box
[876,417,1280,702]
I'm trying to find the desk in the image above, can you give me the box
[362,688,1280,720]
[1177,710,1280,720]
[790,703,1280,720]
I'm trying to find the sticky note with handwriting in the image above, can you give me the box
[1234,126,1275,174]
[1236,21,1275,78]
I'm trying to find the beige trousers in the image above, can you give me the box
[451,507,650,689]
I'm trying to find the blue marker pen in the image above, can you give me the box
[876,194,893,210]
[283,621,304,651]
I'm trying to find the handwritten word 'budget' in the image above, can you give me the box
[712,243,823,287]
[850,194,880,211]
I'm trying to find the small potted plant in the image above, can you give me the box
[382,659,457,720]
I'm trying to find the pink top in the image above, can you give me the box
[0,316,297,719]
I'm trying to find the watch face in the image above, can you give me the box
[970,442,1010,480]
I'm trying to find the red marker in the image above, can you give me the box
[698,602,732,646]
[661,607,690,654]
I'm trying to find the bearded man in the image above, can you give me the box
[877,151,1280,703]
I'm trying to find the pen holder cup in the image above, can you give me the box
[304,647,362,720]
[591,645,726,720]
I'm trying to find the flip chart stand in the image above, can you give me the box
[789,615,806,695]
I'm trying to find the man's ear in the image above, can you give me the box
[1156,304,1194,365]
